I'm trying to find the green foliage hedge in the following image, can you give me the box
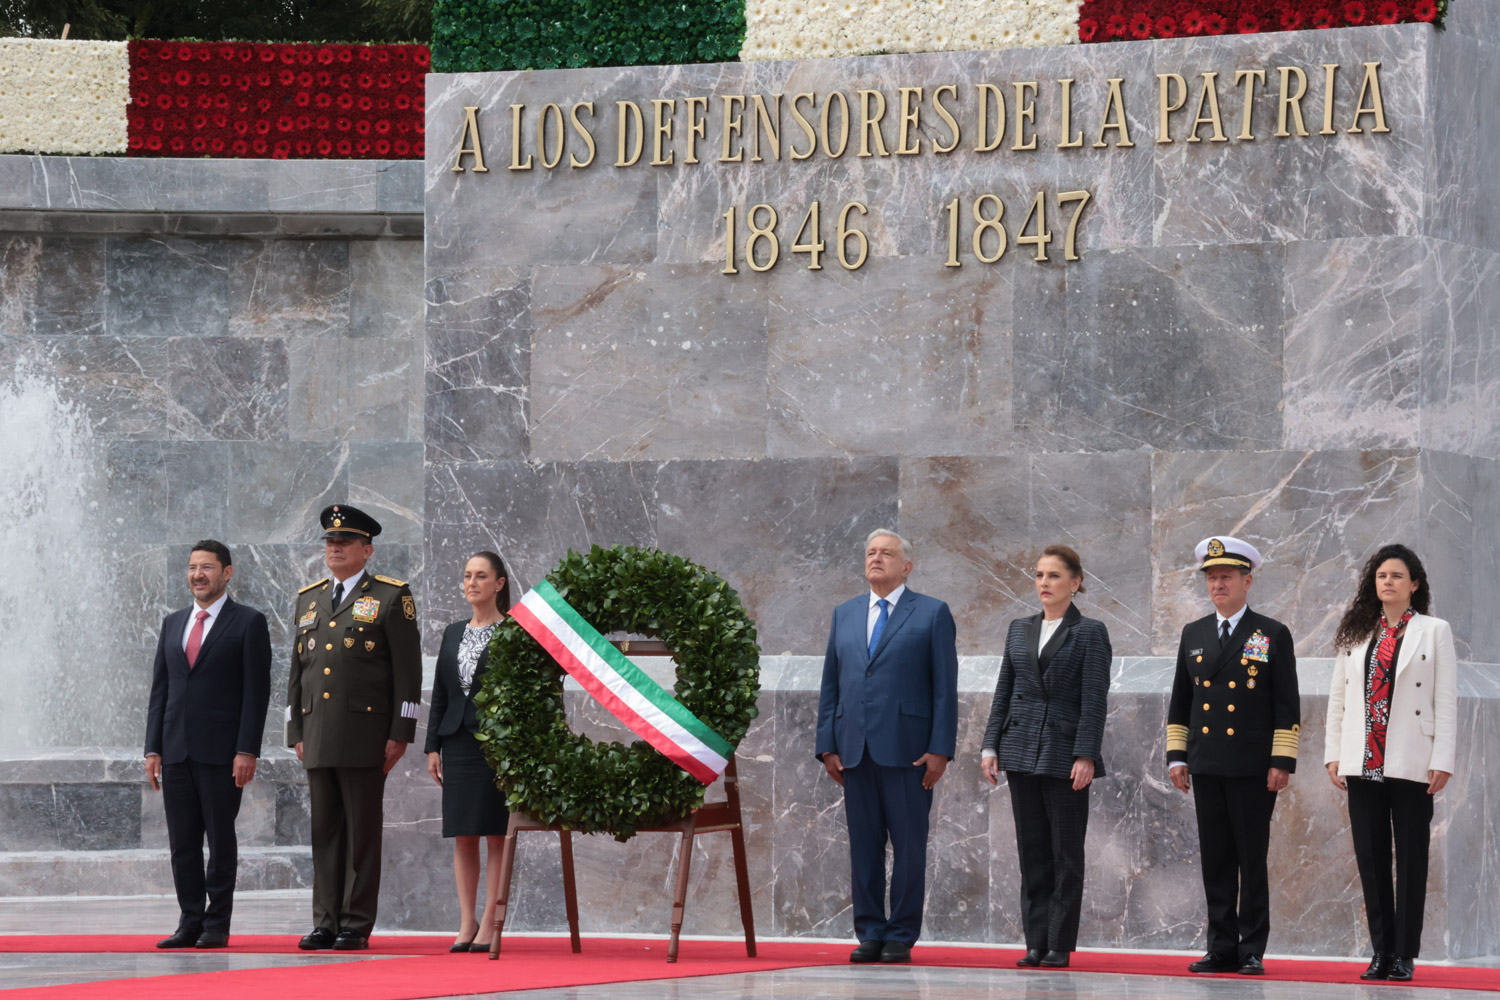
[431,0,746,73]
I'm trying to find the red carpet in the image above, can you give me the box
[2,935,1498,997]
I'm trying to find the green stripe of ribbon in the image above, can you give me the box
[535,580,734,760]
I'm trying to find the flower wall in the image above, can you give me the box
[0,39,128,155]
[1078,0,1445,40]
[126,41,428,159]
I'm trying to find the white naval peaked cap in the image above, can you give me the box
[1194,535,1263,571]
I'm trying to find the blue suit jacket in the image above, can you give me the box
[815,589,959,768]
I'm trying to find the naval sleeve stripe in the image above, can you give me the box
[400,700,420,721]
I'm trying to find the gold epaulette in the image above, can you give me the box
[1271,724,1301,758]
[374,574,407,587]
[298,578,329,594]
[1166,723,1189,754]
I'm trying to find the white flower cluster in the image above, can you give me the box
[0,38,129,155]
[741,0,1083,62]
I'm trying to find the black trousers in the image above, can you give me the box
[306,766,388,937]
[1192,773,1277,961]
[1007,771,1089,952]
[161,759,243,935]
[841,751,932,945]
[1346,776,1433,959]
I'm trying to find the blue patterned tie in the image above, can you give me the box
[868,599,889,658]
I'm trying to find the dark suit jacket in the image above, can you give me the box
[144,597,272,765]
[423,620,484,753]
[1167,607,1301,776]
[815,588,959,769]
[981,604,1112,780]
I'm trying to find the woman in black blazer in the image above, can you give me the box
[424,550,511,952]
[981,544,1112,969]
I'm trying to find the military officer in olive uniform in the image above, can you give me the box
[287,504,421,951]
[1167,536,1300,977]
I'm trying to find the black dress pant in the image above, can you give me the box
[1007,771,1089,952]
[1346,775,1433,959]
[1192,773,1277,961]
[306,766,388,937]
[162,759,243,935]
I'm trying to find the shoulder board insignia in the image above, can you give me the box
[375,574,407,587]
[298,578,329,594]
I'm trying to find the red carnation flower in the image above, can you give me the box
[414,140,424,156]
[169,136,186,151]
[278,69,296,86]
[395,70,411,84]
[316,138,332,155]
[175,69,192,85]
[413,48,429,67]
[146,135,163,150]
[317,49,335,65]
[317,72,332,87]
[395,120,409,135]
[192,114,208,129]
[1237,12,1259,30]
[1344,1,1368,22]
[238,48,254,62]
[133,67,150,83]
[374,138,390,155]
[414,97,425,114]
[294,139,312,155]
[196,48,211,62]
[276,116,294,132]
[234,120,249,135]
[295,115,312,130]
[232,139,248,155]
[354,138,370,154]
[315,94,333,109]
[357,73,374,89]
[157,47,173,60]
[337,74,352,88]
[150,117,165,132]
[295,92,311,107]
[190,137,207,152]
[211,113,227,127]
[209,137,224,153]
[1375,0,1401,20]
[157,70,172,84]
[272,147,289,160]
[336,117,352,131]
[1413,0,1437,18]
[235,77,252,92]
[1156,15,1179,35]
[297,49,313,65]
[375,97,390,111]
[297,71,314,88]
[279,49,297,65]
[156,94,173,110]
[255,72,271,88]
[218,44,236,60]
[314,115,329,130]
[217,74,232,87]
[394,94,411,110]
[374,120,391,135]
[256,98,273,114]
[357,48,373,61]
[355,120,372,135]
[252,138,268,154]
[357,96,373,111]
[213,94,229,109]
[394,139,409,156]
[337,139,352,155]
[135,92,152,106]
[1203,12,1228,32]
[1312,7,1335,25]
[338,50,353,63]
[254,120,271,135]
[1183,9,1205,32]
[1129,12,1153,36]
[259,48,277,62]
[196,94,213,110]
[129,134,144,150]
[176,45,193,61]
[1280,6,1306,27]
[376,74,391,89]
[376,49,391,63]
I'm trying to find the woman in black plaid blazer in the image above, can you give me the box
[982,545,1112,968]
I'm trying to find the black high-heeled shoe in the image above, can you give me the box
[449,933,477,953]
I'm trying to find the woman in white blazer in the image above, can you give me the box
[1324,544,1456,984]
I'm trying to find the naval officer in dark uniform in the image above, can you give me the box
[1167,536,1300,976]
[287,504,421,950]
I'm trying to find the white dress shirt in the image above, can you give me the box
[331,568,366,604]
[867,584,906,645]
[182,591,230,650]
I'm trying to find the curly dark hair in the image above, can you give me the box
[1332,544,1431,652]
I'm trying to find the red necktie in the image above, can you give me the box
[186,609,210,668]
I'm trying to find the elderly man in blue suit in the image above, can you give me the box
[816,528,959,964]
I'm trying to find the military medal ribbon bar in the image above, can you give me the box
[511,580,733,784]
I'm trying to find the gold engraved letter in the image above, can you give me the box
[1012,81,1038,151]
[509,104,532,170]
[720,94,746,162]
[1320,64,1338,135]
[790,92,818,159]
[1058,78,1083,149]
[1234,69,1266,140]
[684,96,709,163]
[976,83,1005,152]
[821,91,850,159]
[896,86,923,155]
[932,84,961,153]
[1276,66,1309,138]
[538,103,564,168]
[1156,73,1187,144]
[1093,78,1133,148]
[857,89,889,157]
[651,98,676,166]
[568,102,596,168]
[451,105,488,172]
[616,101,644,166]
[1186,72,1227,143]
[751,93,783,162]
[1348,61,1390,134]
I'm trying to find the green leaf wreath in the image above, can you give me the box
[472,544,761,840]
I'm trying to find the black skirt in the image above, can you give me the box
[440,726,510,838]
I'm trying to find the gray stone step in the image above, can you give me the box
[0,846,312,897]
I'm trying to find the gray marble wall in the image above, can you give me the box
[422,22,1500,958]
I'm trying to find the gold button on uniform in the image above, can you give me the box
[323,667,331,675]
[1202,726,1210,734]
[1229,681,1236,688]
[1241,658,1248,665]
[1203,703,1210,711]
[1227,728,1235,736]
[1204,680,1211,688]
[1228,704,1235,712]
[329,620,338,628]
[1195,655,1202,663]
[323,692,330,700]
[324,643,333,651]
[366,706,372,712]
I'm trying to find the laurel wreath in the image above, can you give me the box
[472,544,761,839]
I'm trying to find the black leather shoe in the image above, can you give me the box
[1361,954,1392,980]
[880,940,912,963]
[1238,956,1265,975]
[1016,949,1043,967]
[1388,958,1414,981]
[1188,952,1238,973]
[1040,950,1070,968]
[156,929,200,949]
[298,927,337,950]
[195,931,230,949]
[333,929,370,951]
[850,940,883,963]
[449,934,476,953]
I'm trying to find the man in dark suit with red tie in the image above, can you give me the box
[144,539,272,949]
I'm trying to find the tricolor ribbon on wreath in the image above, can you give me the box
[511,580,734,785]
